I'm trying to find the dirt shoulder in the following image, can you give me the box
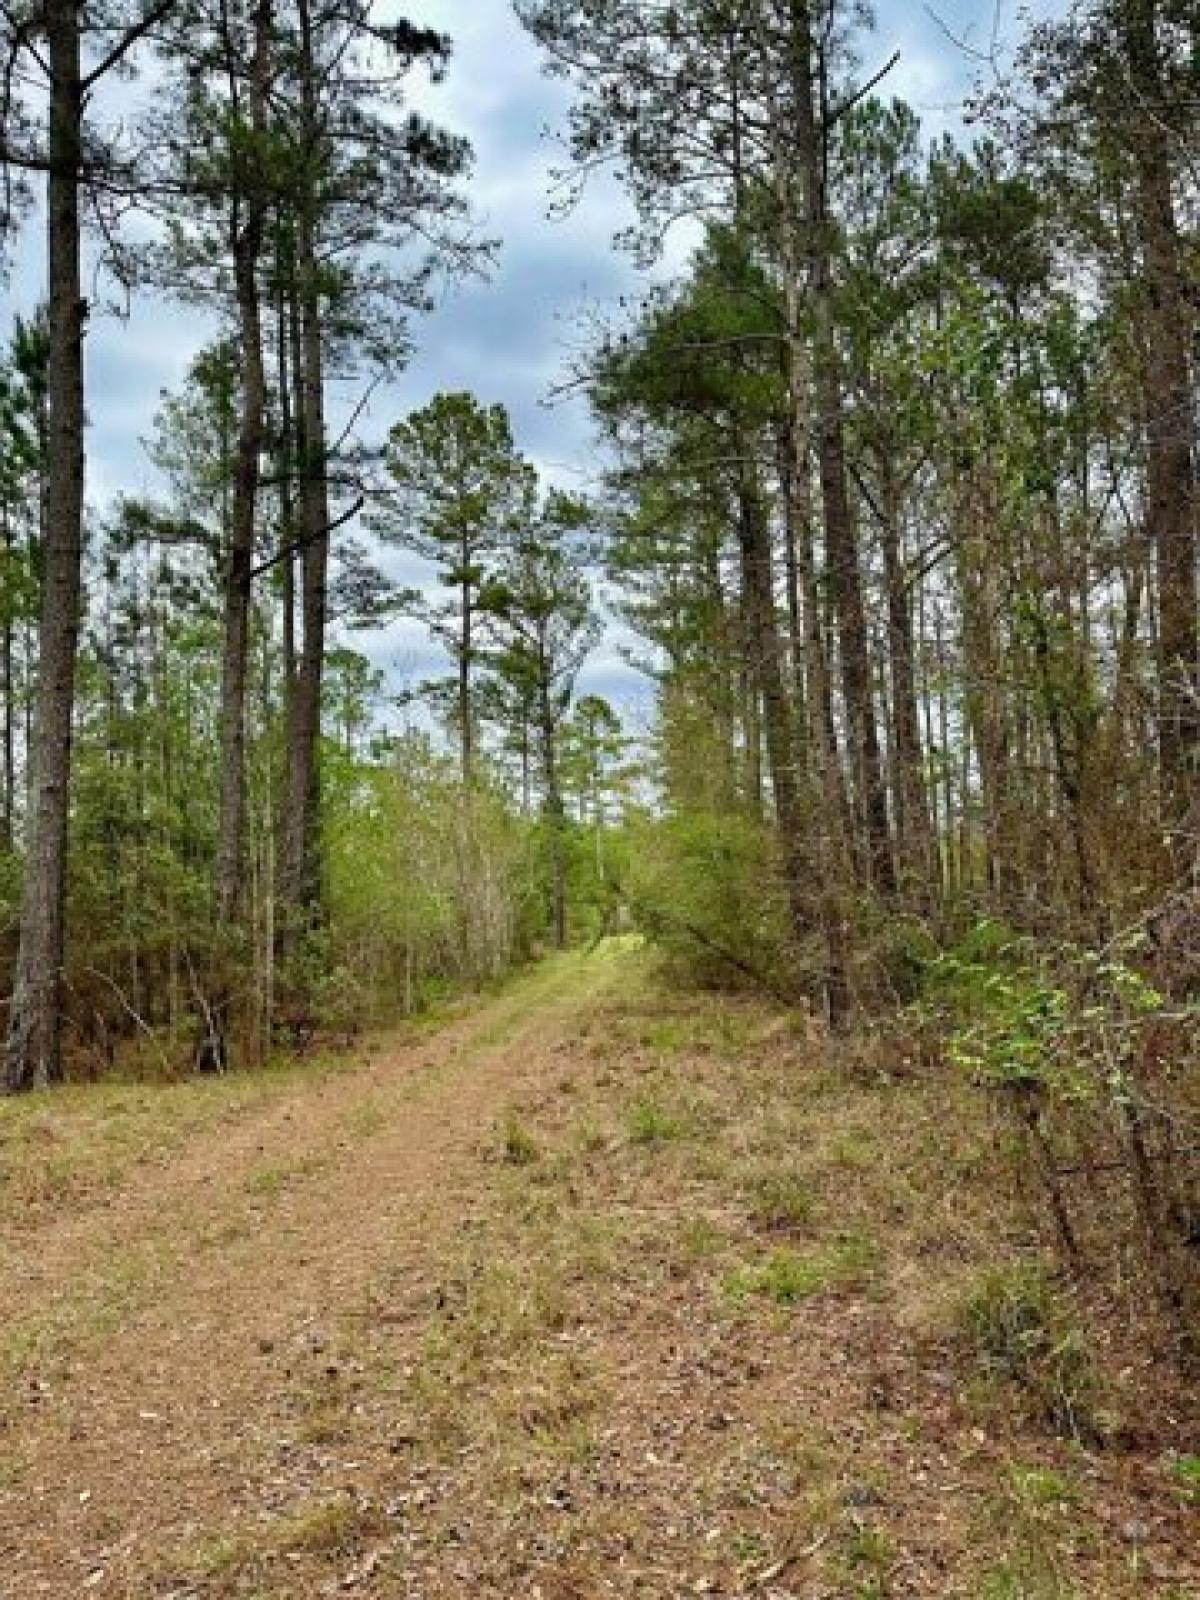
[1,943,1195,1598]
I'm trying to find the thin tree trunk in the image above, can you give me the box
[736,469,849,1020]
[276,235,298,722]
[787,0,894,896]
[776,428,809,729]
[213,0,271,926]
[955,467,1010,898]
[282,206,329,930]
[4,0,84,1091]
[280,0,330,940]
[1126,0,1198,868]
[737,550,764,817]
[1,502,14,852]
[788,409,855,1018]
[540,672,567,949]
[876,451,933,898]
[460,551,473,784]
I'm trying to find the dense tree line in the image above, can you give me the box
[519,0,1198,1346]
[519,0,1196,992]
[0,2,626,1088]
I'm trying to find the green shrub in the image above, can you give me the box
[979,1556,1076,1599]
[628,1098,682,1145]
[500,1114,539,1166]
[1008,1465,1075,1508]
[871,913,940,1005]
[624,808,795,994]
[1172,1453,1200,1506]
[327,745,539,1020]
[959,1262,1096,1436]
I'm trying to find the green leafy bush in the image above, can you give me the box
[327,738,541,1018]
[500,1114,539,1166]
[1172,1454,1200,1507]
[624,808,795,993]
[923,927,1199,1361]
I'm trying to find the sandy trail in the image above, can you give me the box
[3,947,1195,1600]
[0,954,614,1597]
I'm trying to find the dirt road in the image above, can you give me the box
[1,954,625,1596]
[1,945,1194,1598]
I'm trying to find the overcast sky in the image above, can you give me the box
[6,0,1062,722]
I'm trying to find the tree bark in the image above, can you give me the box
[956,475,1010,898]
[1,503,14,853]
[280,0,330,938]
[736,466,850,1019]
[281,205,329,931]
[539,668,567,949]
[460,535,473,784]
[787,0,894,897]
[275,227,298,742]
[4,0,84,1091]
[875,451,933,896]
[213,0,271,926]
[1125,0,1198,869]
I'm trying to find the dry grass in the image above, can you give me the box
[0,943,1194,1597]
[360,954,1196,1596]
[0,1044,365,1224]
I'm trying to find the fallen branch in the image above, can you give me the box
[75,966,172,1075]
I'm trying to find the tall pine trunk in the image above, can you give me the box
[459,551,474,784]
[4,0,84,1091]
[876,452,933,897]
[788,0,894,897]
[776,333,854,1018]
[1,503,14,853]
[734,471,823,983]
[280,0,330,942]
[275,251,298,719]
[1126,0,1198,867]
[281,208,329,931]
[539,670,567,949]
[213,0,271,926]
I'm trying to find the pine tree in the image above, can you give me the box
[378,392,531,783]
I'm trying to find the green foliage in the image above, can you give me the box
[725,1237,876,1305]
[487,490,599,717]
[1171,1454,1200,1507]
[742,1166,815,1230]
[980,1561,1075,1600]
[625,807,793,993]
[924,927,1198,1354]
[842,1519,895,1586]
[591,226,783,428]
[869,914,941,1006]
[1008,1465,1076,1509]
[929,928,1168,1099]
[144,339,239,556]
[500,1113,539,1166]
[377,392,532,759]
[627,1097,682,1145]
[326,735,543,1017]
[958,1262,1096,1436]
[382,391,528,564]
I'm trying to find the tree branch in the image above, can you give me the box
[82,0,180,92]
[249,495,364,581]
